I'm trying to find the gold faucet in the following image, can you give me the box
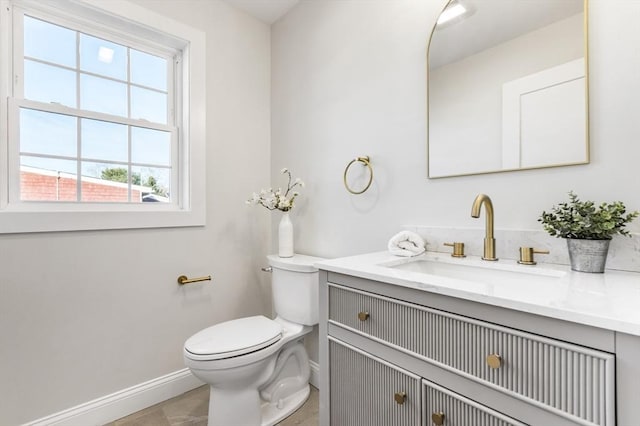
[471,194,498,261]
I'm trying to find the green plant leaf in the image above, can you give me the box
[538,191,639,239]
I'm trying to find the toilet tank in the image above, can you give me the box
[267,254,325,326]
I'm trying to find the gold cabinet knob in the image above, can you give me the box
[431,411,445,425]
[487,353,502,369]
[394,391,406,405]
[357,311,370,321]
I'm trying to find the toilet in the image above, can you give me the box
[183,254,324,426]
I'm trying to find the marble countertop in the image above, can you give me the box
[315,251,640,336]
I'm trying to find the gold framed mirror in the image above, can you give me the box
[427,0,589,178]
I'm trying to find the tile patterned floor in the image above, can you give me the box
[105,385,319,426]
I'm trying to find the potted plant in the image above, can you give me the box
[538,191,638,273]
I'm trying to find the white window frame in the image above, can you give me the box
[0,0,206,233]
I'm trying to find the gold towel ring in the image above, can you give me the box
[343,156,373,195]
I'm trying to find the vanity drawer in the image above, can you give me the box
[329,337,421,426]
[328,283,615,426]
[423,379,526,426]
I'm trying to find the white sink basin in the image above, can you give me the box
[381,255,566,285]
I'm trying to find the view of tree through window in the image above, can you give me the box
[18,15,175,203]
[101,167,168,197]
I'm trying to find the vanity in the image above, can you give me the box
[313,0,634,422]
[316,252,640,426]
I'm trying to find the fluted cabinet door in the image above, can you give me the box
[329,337,421,426]
[423,379,526,426]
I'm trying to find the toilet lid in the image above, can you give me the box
[184,315,283,360]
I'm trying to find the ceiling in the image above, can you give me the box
[223,0,300,24]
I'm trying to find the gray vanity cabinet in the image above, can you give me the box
[319,271,629,426]
[328,337,524,426]
[329,338,421,425]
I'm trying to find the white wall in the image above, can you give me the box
[271,0,640,263]
[0,1,272,424]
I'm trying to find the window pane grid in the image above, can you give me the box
[19,152,173,170]
[18,105,174,204]
[127,162,132,203]
[23,15,171,126]
[24,56,169,96]
[74,155,172,169]
[24,56,75,70]
[18,98,174,132]
[75,28,80,112]
[75,106,82,201]
[126,48,132,138]
[20,153,78,161]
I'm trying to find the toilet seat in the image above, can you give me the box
[184,315,282,361]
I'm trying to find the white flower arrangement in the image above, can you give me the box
[246,168,304,212]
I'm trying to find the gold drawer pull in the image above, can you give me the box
[357,311,370,321]
[431,411,445,425]
[487,353,502,369]
[394,391,406,405]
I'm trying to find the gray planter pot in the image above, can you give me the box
[566,238,611,273]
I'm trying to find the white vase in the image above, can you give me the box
[278,212,294,258]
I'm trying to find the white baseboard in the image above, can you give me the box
[24,369,203,426]
[309,360,320,390]
[25,362,319,426]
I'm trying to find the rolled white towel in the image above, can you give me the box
[387,231,426,257]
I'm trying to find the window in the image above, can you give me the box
[0,0,206,232]
[19,15,174,203]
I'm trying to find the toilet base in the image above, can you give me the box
[260,384,310,426]
[189,322,313,426]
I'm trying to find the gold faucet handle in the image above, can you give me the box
[444,242,466,258]
[518,247,550,265]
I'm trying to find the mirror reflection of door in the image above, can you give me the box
[427,0,588,178]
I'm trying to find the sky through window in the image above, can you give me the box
[20,15,173,202]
